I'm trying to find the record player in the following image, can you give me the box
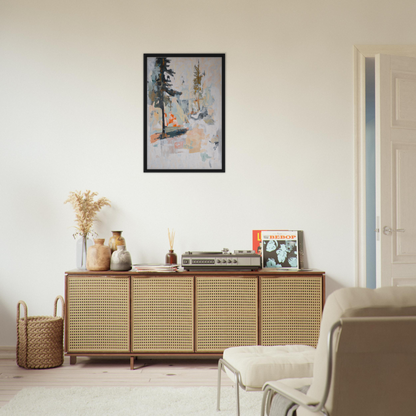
[181,248,261,271]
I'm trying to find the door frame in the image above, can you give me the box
[353,45,416,288]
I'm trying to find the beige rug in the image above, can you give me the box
[0,386,263,416]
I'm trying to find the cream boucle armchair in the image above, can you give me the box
[261,286,416,416]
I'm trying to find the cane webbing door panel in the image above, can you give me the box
[132,276,194,352]
[260,276,322,347]
[67,276,130,352]
[195,276,258,352]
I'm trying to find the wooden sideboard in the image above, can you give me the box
[65,270,325,369]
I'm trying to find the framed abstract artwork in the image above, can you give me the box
[144,54,225,172]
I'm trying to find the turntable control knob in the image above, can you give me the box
[222,248,229,254]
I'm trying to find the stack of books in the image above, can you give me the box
[131,264,179,272]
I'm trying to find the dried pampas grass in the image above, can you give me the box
[64,190,111,238]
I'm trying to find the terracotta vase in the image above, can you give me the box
[165,249,178,265]
[108,231,126,253]
[86,239,111,271]
[110,246,132,271]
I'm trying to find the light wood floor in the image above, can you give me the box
[0,354,234,408]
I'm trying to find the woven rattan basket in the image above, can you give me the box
[16,295,65,369]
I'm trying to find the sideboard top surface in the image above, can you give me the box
[65,269,325,276]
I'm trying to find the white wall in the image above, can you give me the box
[1,0,416,346]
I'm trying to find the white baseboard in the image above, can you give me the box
[0,346,15,359]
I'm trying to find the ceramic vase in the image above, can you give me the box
[76,237,93,270]
[109,231,126,253]
[110,245,132,271]
[86,239,111,271]
[165,249,178,265]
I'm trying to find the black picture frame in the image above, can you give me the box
[144,53,225,172]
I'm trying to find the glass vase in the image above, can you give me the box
[76,236,93,270]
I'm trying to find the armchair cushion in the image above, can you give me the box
[223,345,315,389]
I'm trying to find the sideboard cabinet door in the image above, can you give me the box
[260,276,322,347]
[67,276,130,352]
[195,276,258,352]
[131,276,194,352]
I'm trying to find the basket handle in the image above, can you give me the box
[16,300,28,368]
[17,300,28,323]
[53,295,65,320]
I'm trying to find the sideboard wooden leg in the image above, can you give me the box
[130,356,135,370]
[70,356,77,365]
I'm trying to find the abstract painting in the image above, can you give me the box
[144,54,225,172]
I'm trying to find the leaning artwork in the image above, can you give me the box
[144,54,225,172]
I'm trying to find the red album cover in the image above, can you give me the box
[252,230,264,256]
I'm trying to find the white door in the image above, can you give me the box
[376,54,416,287]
